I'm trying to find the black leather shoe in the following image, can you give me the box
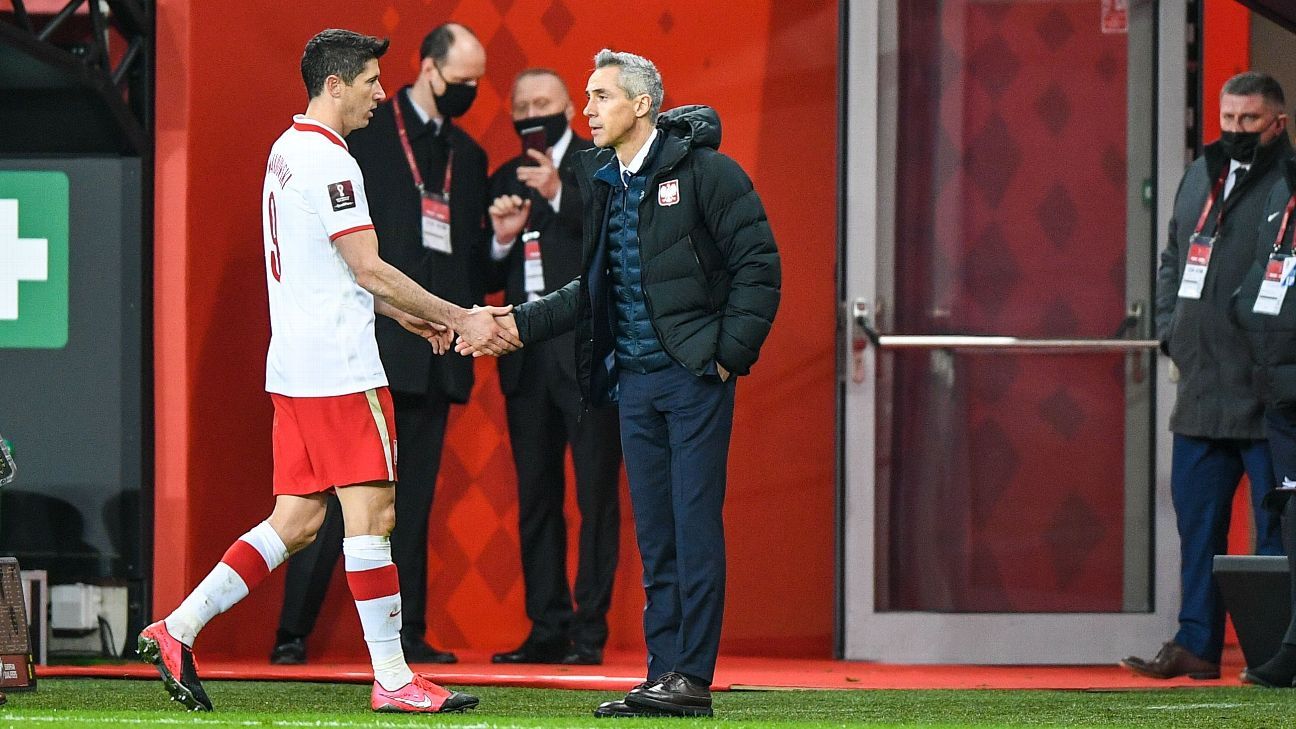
[401,636,458,664]
[561,644,604,665]
[626,672,713,717]
[594,683,666,718]
[593,699,669,718]
[492,637,570,664]
[269,637,306,665]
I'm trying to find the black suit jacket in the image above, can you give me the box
[487,133,593,396]
[348,87,490,402]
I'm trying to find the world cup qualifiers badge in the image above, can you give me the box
[0,437,14,487]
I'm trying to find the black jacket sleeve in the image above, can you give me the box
[514,276,581,344]
[695,150,781,374]
[1155,171,1192,356]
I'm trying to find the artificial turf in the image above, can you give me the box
[2,679,1296,728]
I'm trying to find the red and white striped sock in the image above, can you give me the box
[165,521,288,647]
[344,534,413,691]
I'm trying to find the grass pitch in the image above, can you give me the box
[2,678,1296,728]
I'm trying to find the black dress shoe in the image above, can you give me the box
[594,683,665,718]
[492,638,570,664]
[401,636,458,664]
[626,672,713,717]
[269,637,306,665]
[561,644,604,665]
[593,699,669,718]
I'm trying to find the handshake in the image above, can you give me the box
[385,302,521,358]
[452,305,522,358]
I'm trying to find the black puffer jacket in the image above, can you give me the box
[1233,156,1296,410]
[1155,134,1292,438]
[513,105,781,405]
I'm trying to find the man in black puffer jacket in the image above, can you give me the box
[468,49,779,718]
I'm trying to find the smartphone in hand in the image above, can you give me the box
[520,126,546,165]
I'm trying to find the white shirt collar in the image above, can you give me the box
[1229,159,1250,174]
[405,88,441,133]
[551,126,573,166]
[618,128,659,182]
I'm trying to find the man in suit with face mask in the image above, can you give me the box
[270,22,492,666]
[485,68,624,666]
[1123,71,1291,681]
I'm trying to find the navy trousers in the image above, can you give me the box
[1264,409,1296,646]
[1171,433,1283,662]
[618,362,735,684]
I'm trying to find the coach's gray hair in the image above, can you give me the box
[594,49,663,121]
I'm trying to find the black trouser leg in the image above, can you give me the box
[506,380,572,644]
[277,492,345,639]
[565,396,621,649]
[389,391,450,643]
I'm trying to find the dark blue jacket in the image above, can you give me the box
[513,105,781,407]
[595,145,671,375]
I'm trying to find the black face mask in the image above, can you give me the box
[513,112,569,148]
[1220,130,1263,163]
[432,64,477,118]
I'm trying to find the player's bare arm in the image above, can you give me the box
[374,299,453,355]
[333,227,523,355]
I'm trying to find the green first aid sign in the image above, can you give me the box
[0,171,69,349]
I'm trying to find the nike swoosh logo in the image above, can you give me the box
[389,695,432,709]
[388,607,401,618]
[1271,211,1283,222]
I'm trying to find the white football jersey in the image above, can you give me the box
[261,115,387,397]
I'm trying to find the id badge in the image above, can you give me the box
[1253,253,1296,316]
[1177,233,1215,299]
[522,231,544,301]
[421,194,452,254]
[0,437,15,487]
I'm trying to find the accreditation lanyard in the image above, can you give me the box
[393,100,454,254]
[1253,194,1296,315]
[1178,169,1231,300]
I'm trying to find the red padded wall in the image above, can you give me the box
[153,0,837,660]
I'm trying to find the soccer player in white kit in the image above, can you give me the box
[137,28,521,713]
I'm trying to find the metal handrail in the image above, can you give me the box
[868,335,1159,352]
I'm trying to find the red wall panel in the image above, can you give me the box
[154,0,837,660]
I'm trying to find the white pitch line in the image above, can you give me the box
[1143,702,1269,710]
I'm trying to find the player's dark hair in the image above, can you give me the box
[419,22,478,63]
[301,29,389,99]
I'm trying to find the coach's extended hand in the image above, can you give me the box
[453,305,521,356]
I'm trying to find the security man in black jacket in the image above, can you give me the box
[486,68,623,666]
[1124,71,1289,681]
[465,50,780,718]
[1234,152,1296,688]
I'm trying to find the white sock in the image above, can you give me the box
[344,534,413,691]
[165,521,288,647]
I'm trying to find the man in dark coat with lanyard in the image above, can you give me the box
[1123,71,1290,680]
[461,50,780,718]
[485,68,623,666]
[270,22,490,666]
[1231,153,1296,688]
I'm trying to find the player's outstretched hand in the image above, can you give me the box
[394,313,452,354]
[455,305,521,357]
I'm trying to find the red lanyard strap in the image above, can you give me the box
[1273,194,1296,253]
[392,100,453,197]
[1194,168,1230,235]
